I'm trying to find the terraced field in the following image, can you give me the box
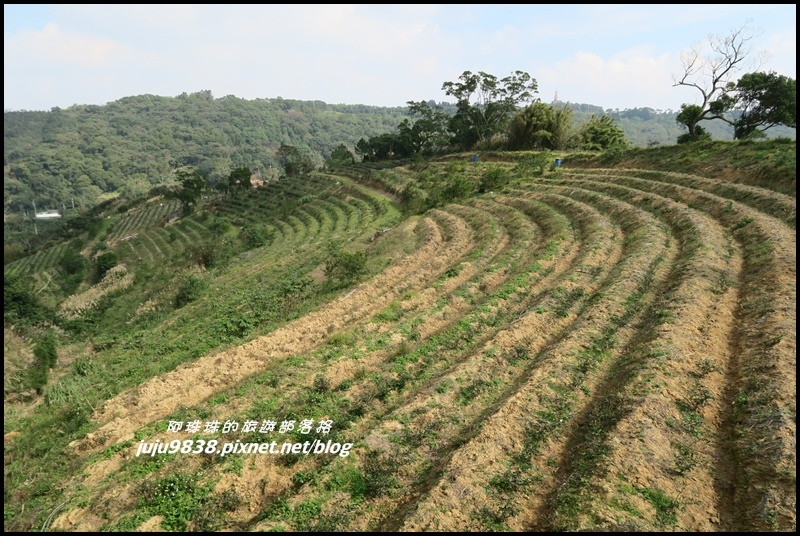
[5,154,795,533]
[3,242,69,277]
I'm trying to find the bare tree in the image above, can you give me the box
[673,21,766,141]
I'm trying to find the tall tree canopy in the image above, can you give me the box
[277,144,314,177]
[580,115,628,151]
[442,70,539,148]
[173,167,207,214]
[673,22,763,141]
[507,102,576,150]
[733,71,796,139]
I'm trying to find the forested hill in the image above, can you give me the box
[4,91,409,212]
[4,91,795,215]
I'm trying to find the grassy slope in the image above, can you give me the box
[3,140,796,532]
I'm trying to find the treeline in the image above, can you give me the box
[5,89,795,215]
[355,102,796,162]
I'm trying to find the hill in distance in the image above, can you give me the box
[5,90,795,220]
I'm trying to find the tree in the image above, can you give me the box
[580,115,628,151]
[675,104,712,143]
[400,100,451,154]
[227,167,252,191]
[277,144,314,176]
[733,71,796,139]
[173,168,206,214]
[673,22,763,141]
[354,133,412,162]
[442,70,539,148]
[507,102,576,150]
[326,143,355,167]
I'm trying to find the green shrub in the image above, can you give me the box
[174,275,207,308]
[187,238,237,269]
[240,223,275,249]
[27,362,49,394]
[479,165,511,193]
[313,374,330,393]
[439,173,476,202]
[324,246,367,288]
[94,251,118,283]
[187,243,216,268]
[209,217,232,237]
[33,331,58,368]
[4,273,52,325]
[58,242,88,293]
[514,152,551,177]
[139,473,213,531]
[373,300,402,322]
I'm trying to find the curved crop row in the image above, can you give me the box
[43,164,795,533]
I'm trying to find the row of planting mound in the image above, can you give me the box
[20,160,795,532]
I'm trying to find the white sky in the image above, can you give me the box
[4,4,797,112]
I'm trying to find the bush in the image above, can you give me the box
[174,275,207,308]
[59,242,88,293]
[187,243,216,268]
[33,331,58,368]
[677,125,712,144]
[313,374,330,393]
[209,217,232,237]
[401,184,429,214]
[27,361,49,394]
[427,174,477,207]
[324,245,367,288]
[325,250,367,285]
[187,238,237,269]
[514,152,552,177]
[441,173,476,201]
[60,243,87,276]
[139,473,212,531]
[240,224,275,249]
[4,273,52,325]
[479,165,511,193]
[94,251,118,283]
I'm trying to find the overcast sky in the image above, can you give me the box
[4,4,796,113]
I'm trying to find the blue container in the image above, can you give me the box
[555,158,562,168]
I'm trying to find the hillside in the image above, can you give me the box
[3,140,796,532]
[3,92,410,214]
[6,93,795,222]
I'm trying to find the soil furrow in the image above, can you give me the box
[572,168,795,227]
[73,212,474,452]
[399,190,672,531]
[244,196,580,529]
[554,171,796,530]
[524,173,794,526]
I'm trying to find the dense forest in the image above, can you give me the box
[4,92,409,213]
[4,90,795,218]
